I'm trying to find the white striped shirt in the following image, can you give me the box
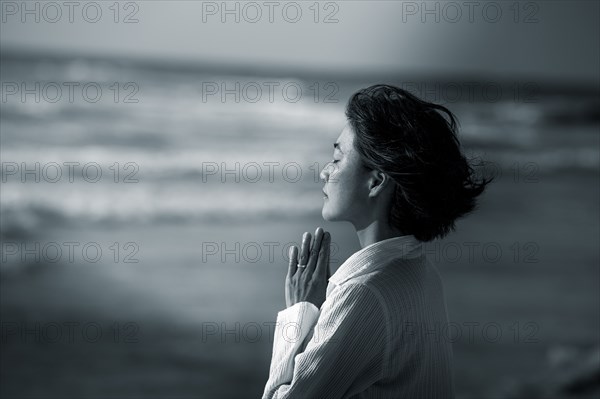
[262,235,455,399]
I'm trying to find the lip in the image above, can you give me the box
[322,189,328,197]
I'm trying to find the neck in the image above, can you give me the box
[355,219,404,249]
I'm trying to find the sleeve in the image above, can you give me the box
[262,284,389,399]
[263,301,321,392]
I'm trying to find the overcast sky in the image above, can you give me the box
[1,0,598,84]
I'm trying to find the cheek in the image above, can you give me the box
[329,169,363,204]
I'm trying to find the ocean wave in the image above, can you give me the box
[1,180,324,234]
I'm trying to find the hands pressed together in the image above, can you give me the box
[285,227,332,309]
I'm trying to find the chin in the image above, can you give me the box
[321,204,332,221]
[321,203,340,222]
[321,207,330,221]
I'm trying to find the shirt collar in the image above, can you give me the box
[328,235,422,288]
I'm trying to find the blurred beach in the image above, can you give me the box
[1,54,599,398]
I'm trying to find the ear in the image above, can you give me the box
[368,170,391,198]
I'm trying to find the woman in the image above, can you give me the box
[263,84,491,399]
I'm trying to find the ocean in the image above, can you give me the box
[1,54,599,398]
[1,54,598,234]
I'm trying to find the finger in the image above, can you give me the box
[299,232,311,267]
[306,227,324,273]
[315,231,331,278]
[288,246,298,276]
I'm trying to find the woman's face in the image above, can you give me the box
[320,124,372,225]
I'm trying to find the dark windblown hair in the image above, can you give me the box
[345,84,492,242]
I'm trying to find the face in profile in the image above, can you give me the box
[320,124,372,226]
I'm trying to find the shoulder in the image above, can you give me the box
[352,255,448,324]
[358,255,429,299]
